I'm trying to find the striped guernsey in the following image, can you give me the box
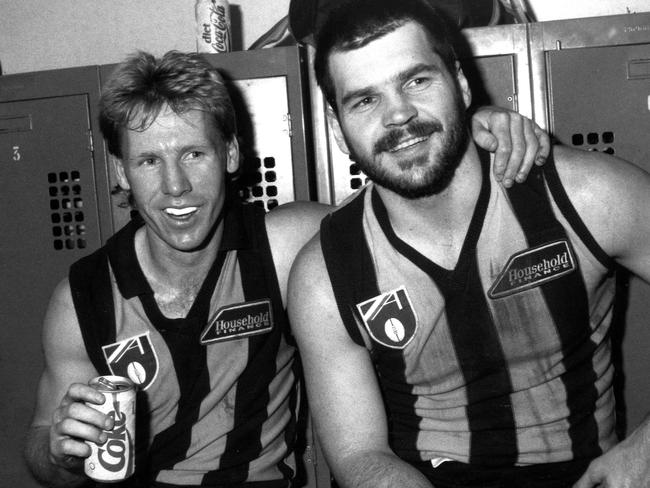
[69,202,297,487]
[320,151,618,467]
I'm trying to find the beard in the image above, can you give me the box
[347,95,469,200]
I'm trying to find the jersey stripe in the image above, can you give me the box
[507,162,601,460]
[320,188,376,347]
[146,250,228,476]
[370,156,518,464]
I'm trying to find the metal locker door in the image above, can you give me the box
[544,39,650,437]
[546,43,650,169]
[0,94,101,486]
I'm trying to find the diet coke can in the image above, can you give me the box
[195,0,231,53]
[84,375,136,482]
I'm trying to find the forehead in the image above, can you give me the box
[328,21,447,99]
[121,106,220,151]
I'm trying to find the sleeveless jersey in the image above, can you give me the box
[320,151,619,467]
[69,202,298,487]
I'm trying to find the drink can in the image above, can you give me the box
[84,375,136,482]
[195,0,232,53]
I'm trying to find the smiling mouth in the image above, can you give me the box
[388,135,429,152]
[164,206,198,217]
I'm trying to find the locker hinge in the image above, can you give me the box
[87,129,94,153]
[284,113,293,137]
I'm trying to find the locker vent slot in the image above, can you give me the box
[48,171,87,251]
[239,155,280,211]
[571,131,616,155]
[349,162,368,191]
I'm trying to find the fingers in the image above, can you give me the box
[49,383,112,465]
[508,114,539,186]
[534,124,551,166]
[470,106,550,188]
[571,463,600,488]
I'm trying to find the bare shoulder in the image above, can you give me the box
[43,278,85,351]
[265,201,332,238]
[288,233,335,331]
[552,144,649,198]
[265,201,331,266]
[551,144,650,257]
[31,277,97,426]
[265,201,332,302]
[41,277,94,376]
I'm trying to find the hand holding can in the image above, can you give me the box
[84,376,136,482]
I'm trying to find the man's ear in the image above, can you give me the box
[455,61,472,109]
[326,105,351,155]
[113,156,131,190]
[226,137,240,174]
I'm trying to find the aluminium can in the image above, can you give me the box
[84,375,136,482]
[195,0,232,53]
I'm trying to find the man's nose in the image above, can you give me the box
[162,161,192,196]
[382,94,417,127]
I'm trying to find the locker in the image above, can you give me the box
[530,12,650,437]
[0,66,110,488]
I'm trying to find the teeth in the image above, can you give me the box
[164,207,197,216]
[390,136,428,152]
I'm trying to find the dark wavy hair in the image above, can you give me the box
[314,0,461,113]
[99,50,236,159]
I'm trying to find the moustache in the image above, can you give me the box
[373,120,443,154]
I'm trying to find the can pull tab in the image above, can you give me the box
[97,377,118,390]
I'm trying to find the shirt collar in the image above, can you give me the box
[107,200,253,299]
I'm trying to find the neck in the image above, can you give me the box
[135,223,224,318]
[375,144,484,267]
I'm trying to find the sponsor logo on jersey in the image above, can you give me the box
[102,332,159,390]
[356,286,417,349]
[488,239,576,299]
[200,299,273,345]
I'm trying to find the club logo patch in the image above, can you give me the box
[102,332,159,390]
[488,239,576,299]
[356,286,417,349]
[200,299,273,345]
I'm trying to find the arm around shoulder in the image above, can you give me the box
[24,278,107,488]
[288,238,433,488]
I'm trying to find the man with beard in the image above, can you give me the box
[287,1,650,487]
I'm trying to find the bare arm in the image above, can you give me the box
[265,201,332,305]
[24,279,111,488]
[549,146,650,488]
[552,145,650,283]
[471,106,550,187]
[288,238,433,488]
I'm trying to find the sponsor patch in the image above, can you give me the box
[200,299,273,345]
[356,286,417,349]
[102,332,159,390]
[488,239,576,299]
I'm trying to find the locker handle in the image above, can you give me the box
[0,115,32,133]
[628,59,650,80]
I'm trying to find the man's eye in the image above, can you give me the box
[186,151,203,160]
[352,97,375,110]
[406,77,431,90]
[140,158,157,166]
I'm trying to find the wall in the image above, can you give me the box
[0,0,290,74]
[527,0,650,21]
[0,0,648,75]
